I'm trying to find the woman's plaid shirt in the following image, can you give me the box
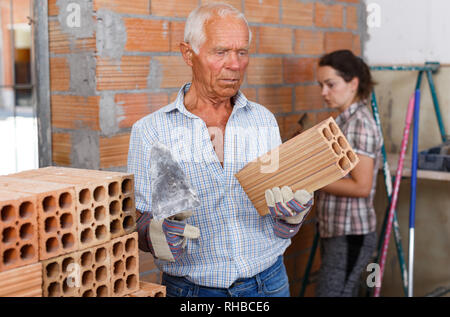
[317,102,382,238]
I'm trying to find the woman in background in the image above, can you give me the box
[315,50,382,297]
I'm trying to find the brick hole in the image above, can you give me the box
[79,189,91,205]
[19,244,35,260]
[109,200,120,216]
[46,262,60,278]
[81,251,93,267]
[1,205,15,223]
[126,256,136,271]
[82,270,94,286]
[95,266,107,282]
[94,206,106,221]
[3,248,18,266]
[62,257,75,273]
[2,227,17,244]
[155,291,165,297]
[19,201,34,219]
[329,122,339,135]
[45,217,58,233]
[114,260,124,276]
[110,219,121,235]
[95,247,107,263]
[19,223,33,240]
[81,228,94,244]
[93,186,106,202]
[331,142,340,155]
[62,277,73,294]
[80,209,92,224]
[322,128,332,141]
[338,156,351,171]
[114,279,125,294]
[60,213,73,229]
[122,215,135,231]
[82,290,94,297]
[45,237,59,253]
[347,151,357,164]
[125,237,136,253]
[121,178,132,195]
[126,274,138,290]
[108,182,119,197]
[59,192,72,210]
[113,241,124,257]
[62,233,75,249]
[337,136,348,149]
[48,281,61,297]
[43,196,57,213]
[95,225,107,240]
[96,285,108,297]
[122,197,133,212]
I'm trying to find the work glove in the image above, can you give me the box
[137,210,200,262]
[265,186,314,239]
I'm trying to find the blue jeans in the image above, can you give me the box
[162,256,290,297]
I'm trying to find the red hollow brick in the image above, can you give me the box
[124,18,170,52]
[315,3,344,28]
[281,0,314,26]
[109,232,140,296]
[283,58,317,84]
[0,177,78,261]
[258,26,293,55]
[0,190,39,273]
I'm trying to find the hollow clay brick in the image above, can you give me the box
[41,250,81,297]
[78,244,112,297]
[0,177,78,261]
[235,117,359,216]
[0,190,39,273]
[109,232,139,297]
[0,262,42,297]
[126,281,166,297]
[10,172,112,252]
[21,167,137,240]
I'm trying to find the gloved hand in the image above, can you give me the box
[265,186,313,238]
[147,210,200,262]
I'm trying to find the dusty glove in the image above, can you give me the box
[137,210,199,262]
[265,186,313,238]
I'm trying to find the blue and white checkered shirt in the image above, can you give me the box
[128,83,291,288]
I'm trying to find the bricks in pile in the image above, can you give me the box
[0,167,151,297]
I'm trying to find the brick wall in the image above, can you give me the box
[46,0,365,294]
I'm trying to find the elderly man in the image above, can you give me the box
[128,3,313,297]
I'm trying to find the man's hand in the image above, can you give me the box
[149,211,199,262]
[265,186,313,238]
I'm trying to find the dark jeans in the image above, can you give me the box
[162,256,290,297]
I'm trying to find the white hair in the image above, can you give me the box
[184,3,252,54]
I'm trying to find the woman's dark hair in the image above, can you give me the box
[318,50,375,101]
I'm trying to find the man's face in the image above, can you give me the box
[191,15,250,99]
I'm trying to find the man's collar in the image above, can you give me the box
[163,83,253,116]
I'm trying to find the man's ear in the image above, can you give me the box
[180,42,194,67]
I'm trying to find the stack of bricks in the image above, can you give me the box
[0,167,165,297]
[46,0,365,296]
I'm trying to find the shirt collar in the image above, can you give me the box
[336,101,361,125]
[163,83,253,117]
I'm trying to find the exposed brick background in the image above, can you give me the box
[47,0,365,295]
